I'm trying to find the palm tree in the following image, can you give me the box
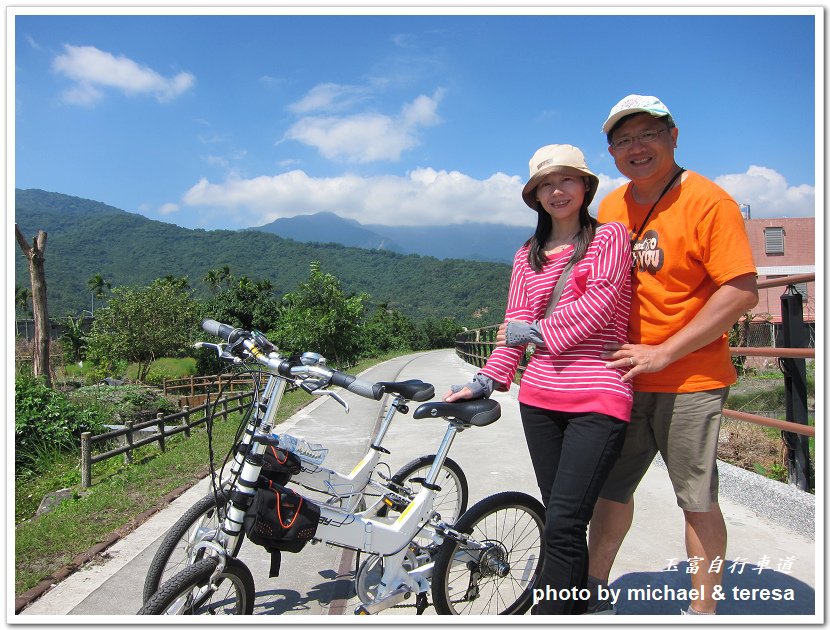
[161,275,190,291]
[15,285,32,339]
[87,274,111,314]
[203,265,233,293]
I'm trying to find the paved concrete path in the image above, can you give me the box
[18,350,818,620]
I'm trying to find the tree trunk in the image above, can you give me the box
[15,225,51,387]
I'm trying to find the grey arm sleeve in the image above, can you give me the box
[505,321,546,347]
[450,373,496,399]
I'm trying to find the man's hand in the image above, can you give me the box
[602,342,673,383]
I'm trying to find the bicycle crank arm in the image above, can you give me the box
[353,587,412,615]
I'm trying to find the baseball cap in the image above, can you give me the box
[602,94,672,134]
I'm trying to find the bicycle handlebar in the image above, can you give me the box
[201,318,248,344]
[200,318,384,401]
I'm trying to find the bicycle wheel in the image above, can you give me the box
[143,491,244,602]
[390,455,468,525]
[138,556,255,615]
[431,491,545,615]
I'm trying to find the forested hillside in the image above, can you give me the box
[14,189,510,326]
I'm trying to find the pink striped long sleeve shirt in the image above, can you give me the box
[480,221,633,422]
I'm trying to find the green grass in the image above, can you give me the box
[14,352,398,596]
[124,357,197,382]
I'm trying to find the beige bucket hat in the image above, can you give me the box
[521,144,599,210]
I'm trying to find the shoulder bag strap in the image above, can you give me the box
[543,259,576,319]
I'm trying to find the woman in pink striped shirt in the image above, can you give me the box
[444,144,633,615]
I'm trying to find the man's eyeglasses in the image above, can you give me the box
[610,127,671,150]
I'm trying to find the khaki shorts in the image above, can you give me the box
[599,388,729,512]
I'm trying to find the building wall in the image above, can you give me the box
[743,217,815,324]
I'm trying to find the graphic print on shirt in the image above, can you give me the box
[632,229,664,274]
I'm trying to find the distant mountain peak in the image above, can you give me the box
[249,212,405,253]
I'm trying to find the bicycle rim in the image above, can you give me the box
[432,492,544,615]
[143,491,240,602]
[139,556,255,615]
[392,455,468,524]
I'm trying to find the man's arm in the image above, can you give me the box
[604,273,758,382]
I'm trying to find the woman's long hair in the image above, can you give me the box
[525,177,599,272]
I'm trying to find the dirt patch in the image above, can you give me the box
[718,418,784,472]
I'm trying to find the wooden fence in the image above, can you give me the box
[79,390,256,488]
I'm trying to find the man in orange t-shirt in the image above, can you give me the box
[585,95,758,616]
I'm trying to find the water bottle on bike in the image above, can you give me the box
[273,433,327,466]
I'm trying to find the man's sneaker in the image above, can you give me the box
[585,599,616,615]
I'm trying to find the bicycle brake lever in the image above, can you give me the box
[308,388,350,413]
[194,341,234,361]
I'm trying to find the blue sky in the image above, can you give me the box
[11,7,820,231]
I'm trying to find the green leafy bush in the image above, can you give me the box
[15,374,105,472]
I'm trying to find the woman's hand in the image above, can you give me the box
[443,386,474,402]
[495,322,508,347]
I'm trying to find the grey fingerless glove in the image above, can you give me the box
[450,373,496,399]
[504,321,546,347]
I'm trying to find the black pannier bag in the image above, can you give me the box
[244,477,320,555]
[235,442,302,486]
[261,443,302,486]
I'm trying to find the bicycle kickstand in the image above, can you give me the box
[415,592,429,615]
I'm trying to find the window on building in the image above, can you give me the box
[764,227,785,255]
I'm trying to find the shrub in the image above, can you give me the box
[15,374,105,473]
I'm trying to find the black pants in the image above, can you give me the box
[521,403,627,614]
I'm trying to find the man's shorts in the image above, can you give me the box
[598,387,729,512]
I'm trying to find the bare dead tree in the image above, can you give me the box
[15,224,51,387]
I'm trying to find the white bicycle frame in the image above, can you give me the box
[206,341,480,614]
[214,397,471,614]
[216,355,427,514]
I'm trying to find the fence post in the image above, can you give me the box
[182,405,191,437]
[162,378,168,395]
[779,287,812,490]
[221,397,228,420]
[124,420,134,464]
[157,412,166,452]
[81,432,92,488]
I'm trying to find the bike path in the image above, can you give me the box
[18,349,818,619]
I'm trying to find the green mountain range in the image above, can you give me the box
[14,189,511,326]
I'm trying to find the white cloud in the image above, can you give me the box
[180,167,525,228]
[714,166,815,218]
[175,165,812,230]
[283,90,444,163]
[158,203,179,215]
[52,44,195,105]
[287,83,371,114]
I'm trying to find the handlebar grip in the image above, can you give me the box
[201,318,246,343]
[330,371,384,400]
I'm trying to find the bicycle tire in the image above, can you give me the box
[143,491,244,603]
[390,455,468,524]
[431,491,545,615]
[138,556,255,615]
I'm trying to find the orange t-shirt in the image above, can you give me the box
[598,171,757,393]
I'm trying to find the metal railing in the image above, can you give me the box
[454,273,815,488]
